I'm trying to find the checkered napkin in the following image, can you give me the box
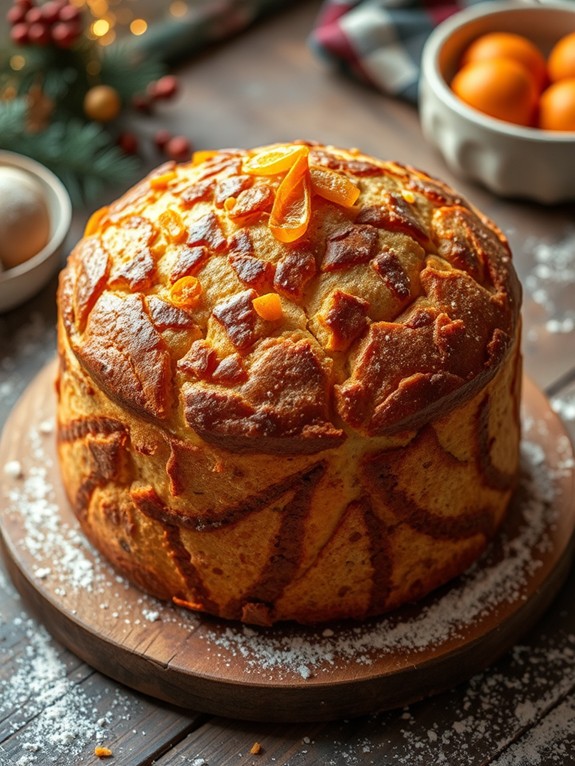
[310,0,484,103]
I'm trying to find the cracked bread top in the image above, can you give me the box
[58,141,521,454]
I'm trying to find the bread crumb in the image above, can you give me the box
[250,741,263,755]
[94,745,113,757]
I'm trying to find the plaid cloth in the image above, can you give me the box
[310,0,484,103]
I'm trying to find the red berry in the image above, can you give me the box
[58,4,80,22]
[165,135,192,162]
[51,20,79,47]
[27,21,51,44]
[154,129,172,150]
[15,0,34,11]
[118,132,139,155]
[25,6,42,23]
[149,75,179,100]
[10,22,29,44]
[41,1,63,24]
[132,93,152,113]
[7,5,27,24]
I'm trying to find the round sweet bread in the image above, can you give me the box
[56,141,522,625]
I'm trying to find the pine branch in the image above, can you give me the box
[99,42,166,103]
[0,117,140,205]
[0,97,27,141]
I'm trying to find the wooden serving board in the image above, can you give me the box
[0,362,574,723]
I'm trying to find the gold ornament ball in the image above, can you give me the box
[84,85,122,122]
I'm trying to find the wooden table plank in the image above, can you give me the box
[0,558,205,765]
[153,558,575,765]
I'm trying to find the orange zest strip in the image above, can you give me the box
[169,276,203,309]
[173,595,204,610]
[244,144,310,176]
[159,209,187,243]
[84,205,109,236]
[252,292,283,321]
[269,154,311,243]
[309,165,360,207]
[192,149,219,165]
[150,170,177,190]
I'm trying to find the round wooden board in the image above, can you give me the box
[1,362,574,722]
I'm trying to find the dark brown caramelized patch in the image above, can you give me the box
[169,245,210,283]
[145,295,197,331]
[356,193,429,246]
[179,179,214,207]
[106,216,158,291]
[229,252,274,291]
[214,174,253,206]
[77,292,171,419]
[322,224,379,271]
[187,211,227,252]
[71,237,110,333]
[273,248,317,300]
[178,339,218,380]
[228,184,274,224]
[371,247,411,300]
[184,338,345,453]
[211,289,258,351]
[319,290,370,352]
[335,315,469,434]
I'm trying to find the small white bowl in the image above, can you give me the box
[419,0,575,203]
[0,151,72,313]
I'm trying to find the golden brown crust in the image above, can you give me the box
[56,141,522,625]
[59,141,520,445]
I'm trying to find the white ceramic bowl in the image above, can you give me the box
[419,0,575,203]
[0,151,72,313]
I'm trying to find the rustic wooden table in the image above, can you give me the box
[1,2,575,764]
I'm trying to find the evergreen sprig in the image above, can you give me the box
[0,29,166,205]
[0,102,140,204]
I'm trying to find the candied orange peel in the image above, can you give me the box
[269,153,311,243]
[309,165,360,207]
[252,292,283,320]
[244,144,310,176]
[239,144,364,243]
[169,276,203,309]
[94,745,113,758]
[192,149,219,164]
[84,205,108,237]
[159,209,187,243]
[150,170,177,190]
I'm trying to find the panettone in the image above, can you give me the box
[56,141,522,626]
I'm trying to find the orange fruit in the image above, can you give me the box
[451,58,539,126]
[538,78,575,131]
[461,32,547,92]
[547,31,575,83]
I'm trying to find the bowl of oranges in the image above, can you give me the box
[419,0,575,203]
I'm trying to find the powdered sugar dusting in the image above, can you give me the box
[0,611,133,765]
[523,230,575,337]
